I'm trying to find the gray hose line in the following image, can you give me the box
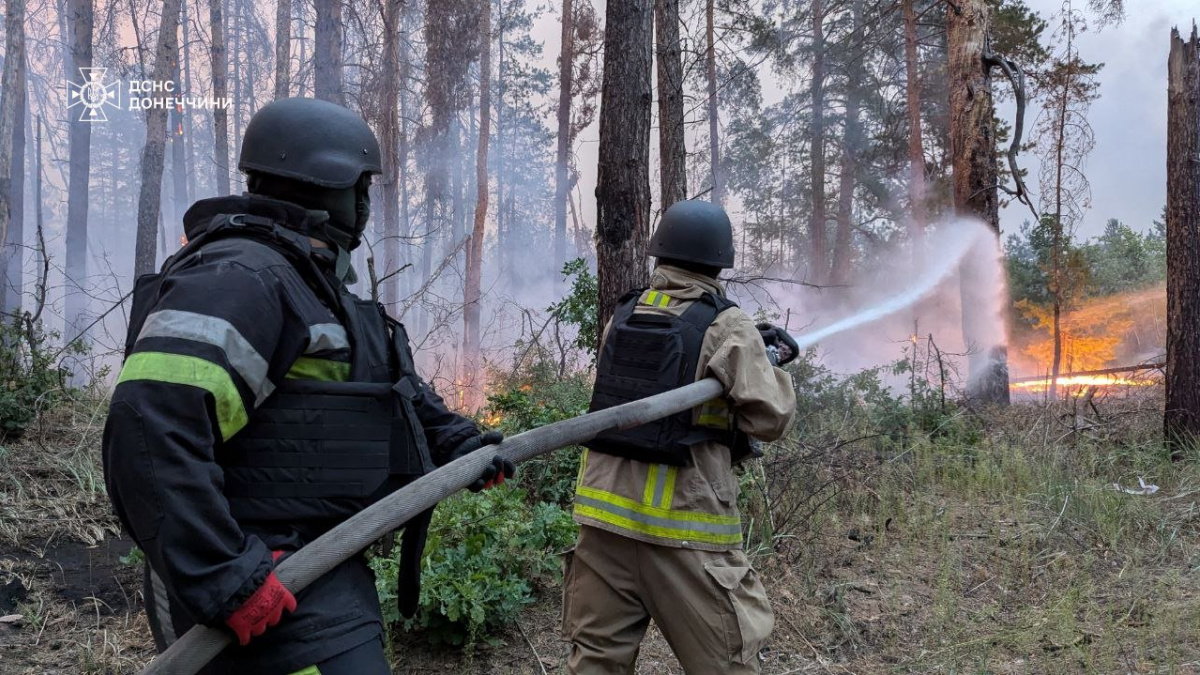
[140,377,725,675]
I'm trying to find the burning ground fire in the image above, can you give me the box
[1009,285,1165,396]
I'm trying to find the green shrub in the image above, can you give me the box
[0,317,81,439]
[484,366,591,507]
[371,487,577,648]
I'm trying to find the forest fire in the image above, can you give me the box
[1010,285,1165,396]
[1010,372,1160,394]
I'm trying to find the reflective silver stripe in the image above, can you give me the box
[137,309,275,406]
[307,323,349,353]
[651,464,670,508]
[574,494,743,536]
[149,565,178,645]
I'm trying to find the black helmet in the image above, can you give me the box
[238,98,381,189]
[648,200,735,269]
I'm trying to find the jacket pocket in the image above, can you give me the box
[704,560,775,664]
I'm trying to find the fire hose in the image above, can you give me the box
[139,377,725,675]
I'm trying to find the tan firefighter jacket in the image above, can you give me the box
[573,265,797,551]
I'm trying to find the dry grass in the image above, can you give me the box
[2,386,1199,674]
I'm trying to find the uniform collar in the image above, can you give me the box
[649,264,725,299]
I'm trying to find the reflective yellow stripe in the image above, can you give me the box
[577,486,740,526]
[698,397,733,429]
[661,466,678,510]
[643,464,660,505]
[117,352,248,441]
[573,500,742,546]
[576,448,589,489]
[288,667,321,675]
[642,290,671,308]
[286,356,351,382]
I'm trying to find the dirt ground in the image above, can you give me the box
[2,392,1199,674]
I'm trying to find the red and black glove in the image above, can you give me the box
[225,551,297,646]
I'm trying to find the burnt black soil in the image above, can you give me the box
[0,537,139,615]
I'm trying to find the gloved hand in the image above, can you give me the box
[447,431,514,492]
[756,322,800,366]
[225,551,296,646]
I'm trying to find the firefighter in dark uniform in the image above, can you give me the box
[563,201,798,674]
[102,98,513,674]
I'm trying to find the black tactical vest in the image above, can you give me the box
[585,289,738,466]
[124,214,434,527]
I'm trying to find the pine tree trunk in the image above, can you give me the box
[64,0,92,338]
[948,0,1009,404]
[655,0,686,208]
[314,0,345,105]
[274,0,291,99]
[170,45,187,245]
[379,0,401,306]
[704,0,722,207]
[904,0,926,264]
[554,0,574,269]
[181,0,197,203]
[596,0,652,335]
[1165,26,1200,453]
[808,0,827,284]
[463,0,492,408]
[134,0,184,276]
[209,0,230,195]
[830,0,862,286]
[0,0,26,315]
[2,58,25,314]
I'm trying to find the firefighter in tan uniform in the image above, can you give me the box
[563,200,798,674]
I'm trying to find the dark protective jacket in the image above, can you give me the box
[103,194,478,673]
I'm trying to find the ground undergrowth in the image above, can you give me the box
[0,377,1197,674]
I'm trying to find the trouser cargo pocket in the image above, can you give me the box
[560,546,577,638]
[704,561,775,665]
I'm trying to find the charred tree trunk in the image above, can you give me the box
[948,0,1009,404]
[274,0,291,99]
[704,0,722,207]
[379,0,401,306]
[596,0,652,335]
[0,0,26,315]
[463,0,491,406]
[209,0,230,195]
[2,48,25,314]
[134,0,184,276]
[554,0,574,269]
[830,0,862,286]
[64,0,92,338]
[655,0,686,208]
[314,0,345,105]
[904,0,926,263]
[808,0,828,284]
[1166,26,1200,453]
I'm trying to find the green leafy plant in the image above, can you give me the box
[0,317,82,440]
[546,258,599,356]
[371,487,577,648]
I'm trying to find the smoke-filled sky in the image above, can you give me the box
[999,0,1195,240]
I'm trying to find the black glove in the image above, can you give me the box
[447,431,514,492]
[756,322,800,366]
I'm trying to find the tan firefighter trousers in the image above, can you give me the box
[562,525,774,675]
